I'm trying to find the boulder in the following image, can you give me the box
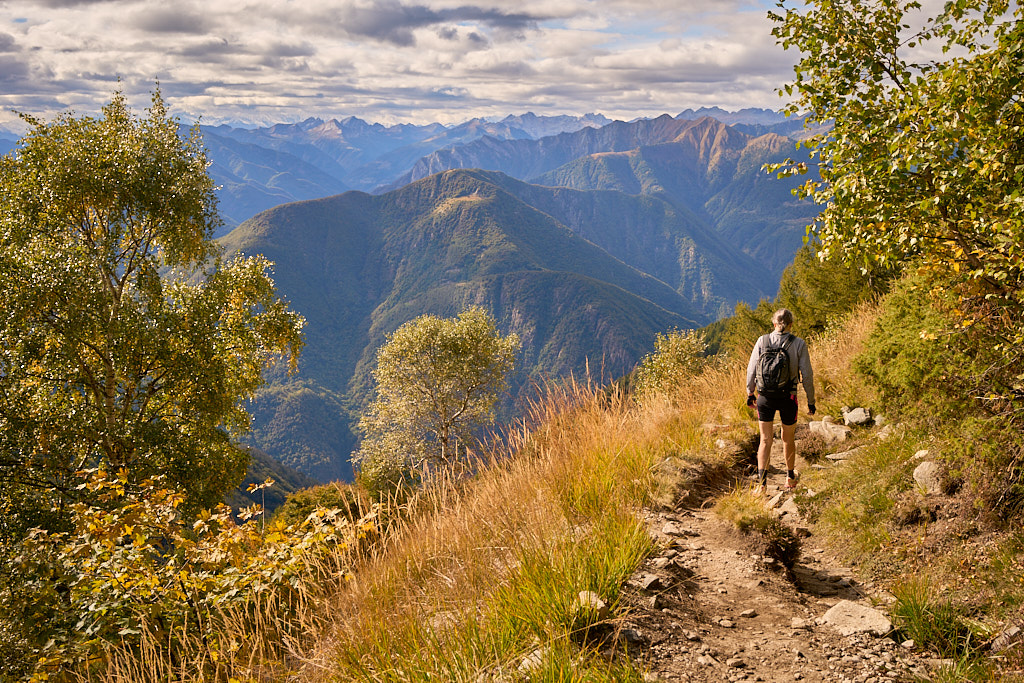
[820,600,892,636]
[827,446,866,461]
[809,419,852,444]
[842,407,873,426]
[913,461,945,495]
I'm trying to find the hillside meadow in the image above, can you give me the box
[21,276,1008,682]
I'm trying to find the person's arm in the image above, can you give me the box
[746,336,761,396]
[799,340,815,409]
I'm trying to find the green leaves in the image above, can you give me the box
[770,0,1024,391]
[0,90,305,518]
[634,328,714,397]
[6,468,376,678]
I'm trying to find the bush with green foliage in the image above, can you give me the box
[853,274,964,424]
[0,90,306,680]
[355,307,519,497]
[0,90,304,521]
[770,0,1024,413]
[634,328,714,396]
[1,468,376,679]
[273,482,368,526]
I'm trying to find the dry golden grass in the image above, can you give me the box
[802,300,881,413]
[82,318,879,682]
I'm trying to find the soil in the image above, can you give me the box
[611,432,939,683]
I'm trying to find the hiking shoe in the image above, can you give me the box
[785,475,798,490]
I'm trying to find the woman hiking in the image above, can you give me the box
[745,308,815,492]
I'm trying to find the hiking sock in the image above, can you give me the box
[757,469,768,486]
[787,469,796,480]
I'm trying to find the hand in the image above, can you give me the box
[747,393,756,408]
[808,404,816,415]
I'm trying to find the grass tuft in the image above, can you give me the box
[715,487,802,568]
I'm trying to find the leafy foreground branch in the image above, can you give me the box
[2,467,376,680]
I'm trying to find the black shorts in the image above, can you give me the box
[756,392,798,426]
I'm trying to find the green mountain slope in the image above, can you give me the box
[222,169,758,480]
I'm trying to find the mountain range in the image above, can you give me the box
[198,109,806,232]
[2,110,819,484]
[218,114,819,481]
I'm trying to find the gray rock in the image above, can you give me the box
[791,617,812,630]
[640,574,663,591]
[821,600,892,636]
[913,461,945,494]
[619,628,645,644]
[726,658,746,668]
[519,646,549,674]
[662,521,684,537]
[842,407,873,426]
[809,419,853,443]
[575,591,610,621]
[992,625,1023,653]
[828,446,866,461]
[740,609,758,618]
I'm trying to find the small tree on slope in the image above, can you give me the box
[355,307,519,495]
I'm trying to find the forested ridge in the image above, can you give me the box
[2,1,1023,680]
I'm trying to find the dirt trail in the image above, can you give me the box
[617,438,930,682]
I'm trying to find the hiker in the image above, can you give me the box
[745,308,815,492]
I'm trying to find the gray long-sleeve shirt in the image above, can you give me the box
[745,330,815,405]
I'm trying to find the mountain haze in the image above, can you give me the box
[222,165,777,480]
[202,114,613,232]
[530,119,817,280]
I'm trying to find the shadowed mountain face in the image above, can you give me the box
[221,166,784,481]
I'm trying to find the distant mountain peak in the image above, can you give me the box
[676,107,787,126]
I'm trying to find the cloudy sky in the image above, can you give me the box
[0,0,797,129]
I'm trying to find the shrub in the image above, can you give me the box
[634,328,714,396]
[852,273,965,425]
[2,468,376,680]
[273,481,369,526]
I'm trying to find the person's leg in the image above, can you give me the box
[780,394,799,488]
[756,420,775,490]
[782,421,797,486]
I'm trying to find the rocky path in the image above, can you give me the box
[616,444,932,682]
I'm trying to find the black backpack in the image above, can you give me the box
[755,334,795,396]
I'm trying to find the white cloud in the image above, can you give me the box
[0,0,795,126]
